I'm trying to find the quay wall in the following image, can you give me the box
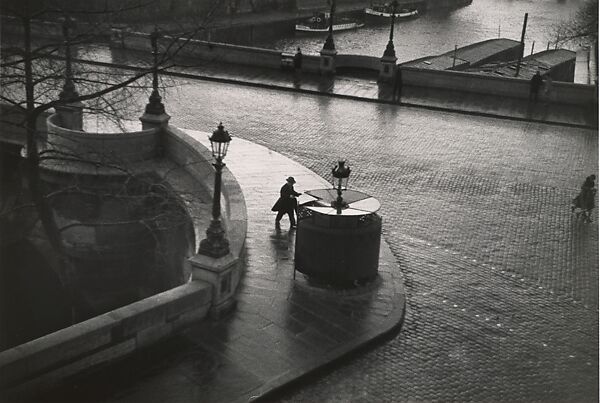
[112,30,596,107]
[400,66,597,105]
[113,30,325,73]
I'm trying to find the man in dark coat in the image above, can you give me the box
[272,176,301,228]
[572,174,596,222]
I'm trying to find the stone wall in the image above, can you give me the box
[0,281,212,399]
[43,113,161,175]
[400,66,598,105]
[337,54,381,72]
[0,117,249,398]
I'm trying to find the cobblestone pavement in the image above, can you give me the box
[169,61,597,127]
[160,78,598,402]
[84,48,596,128]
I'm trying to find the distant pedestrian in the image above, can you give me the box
[572,174,596,222]
[272,176,302,228]
[293,47,303,71]
[529,70,543,102]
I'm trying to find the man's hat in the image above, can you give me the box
[286,176,296,184]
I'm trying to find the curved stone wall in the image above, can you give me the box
[43,114,160,174]
[0,123,249,399]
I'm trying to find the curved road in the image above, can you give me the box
[138,78,597,401]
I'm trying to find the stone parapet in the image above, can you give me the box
[400,66,598,105]
[0,119,249,399]
[0,281,212,399]
[42,113,161,175]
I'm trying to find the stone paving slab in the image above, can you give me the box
[39,134,405,403]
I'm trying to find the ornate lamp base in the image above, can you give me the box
[198,219,230,258]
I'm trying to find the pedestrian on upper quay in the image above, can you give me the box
[272,176,302,228]
[529,70,543,102]
[293,47,303,84]
[293,47,303,71]
[572,174,596,222]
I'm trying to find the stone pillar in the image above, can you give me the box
[379,54,398,83]
[189,253,239,318]
[55,101,84,131]
[320,47,337,75]
[320,1,337,76]
[139,111,170,130]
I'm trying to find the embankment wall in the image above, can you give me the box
[400,66,597,106]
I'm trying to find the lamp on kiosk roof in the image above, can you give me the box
[331,160,350,212]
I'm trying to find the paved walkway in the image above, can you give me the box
[10,52,598,401]
[78,48,597,129]
[42,135,405,403]
[163,78,597,401]
[167,58,596,128]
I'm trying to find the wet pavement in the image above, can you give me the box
[19,61,600,401]
[41,136,405,403]
[86,46,597,128]
[164,76,597,401]
[164,59,596,128]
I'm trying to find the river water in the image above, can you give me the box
[255,0,585,62]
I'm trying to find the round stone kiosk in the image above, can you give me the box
[294,188,382,287]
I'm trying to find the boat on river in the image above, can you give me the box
[295,11,364,33]
[365,3,419,20]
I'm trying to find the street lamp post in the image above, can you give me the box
[323,0,336,52]
[331,160,351,214]
[145,28,166,115]
[383,0,398,59]
[198,123,232,258]
[320,0,337,74]
[140,27,170,130]
[56,15,83,131]
[379,0,398,82]
[59,15,78,102]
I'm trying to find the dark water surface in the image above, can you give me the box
[255,0,585,61]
